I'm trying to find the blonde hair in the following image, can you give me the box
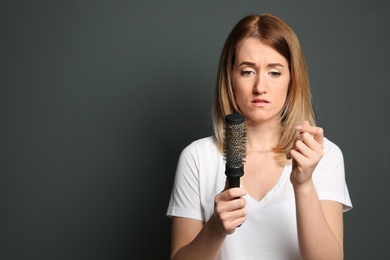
[212,13,315,166]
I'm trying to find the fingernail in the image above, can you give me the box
[296,125,302,131]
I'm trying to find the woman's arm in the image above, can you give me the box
[170,217,224,260]
[289,121,344,260]
[294,181,344,260]
[170,187,247,260]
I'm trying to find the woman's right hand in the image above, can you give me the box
[211,185,247,235]
[170,184,247,259]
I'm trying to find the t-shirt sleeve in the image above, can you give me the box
[166,142,204,221]
[313,140,353,212]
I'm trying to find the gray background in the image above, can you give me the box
[1,0,389,259]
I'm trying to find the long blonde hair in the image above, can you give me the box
[212,13,315,166]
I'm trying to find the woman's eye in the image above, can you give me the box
[269,71,281,77]
[241,70,254,76]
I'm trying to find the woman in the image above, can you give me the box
[166,13,352,260]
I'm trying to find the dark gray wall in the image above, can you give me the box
[1,1,389,259]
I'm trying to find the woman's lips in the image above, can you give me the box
[251,98,270,107]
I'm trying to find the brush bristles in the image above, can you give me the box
[223,121,246,168]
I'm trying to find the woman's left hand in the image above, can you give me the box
[288,121,324,188]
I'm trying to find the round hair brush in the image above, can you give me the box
[223,113,246,188]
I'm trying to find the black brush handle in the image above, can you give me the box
[227,176,241,188]
[226,164,244,188]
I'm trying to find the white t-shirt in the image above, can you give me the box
[167,136,352,260]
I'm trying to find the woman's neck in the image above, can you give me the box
[245,121,281,152]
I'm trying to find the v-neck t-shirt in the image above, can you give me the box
[167,136,352,260]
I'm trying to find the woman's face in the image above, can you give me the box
[232,37,290,126]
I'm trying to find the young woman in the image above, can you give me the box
[167,13,352,260]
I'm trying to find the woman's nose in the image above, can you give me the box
[253,75,267,94]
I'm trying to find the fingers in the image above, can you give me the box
[294,132,323,157]
[220,187,246,200]
[214,188,247,232]
[216,188,247,214]
[216,203,247,232]
[288,121,324,184]
[296,120,324,146]
[288,121,326,189]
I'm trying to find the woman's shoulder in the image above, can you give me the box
[180,136,220,159]
[184,135,217,150]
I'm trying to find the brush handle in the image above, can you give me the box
[225,164,244,188]
[227,177,240,188]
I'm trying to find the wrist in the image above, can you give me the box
[292,179,315,195]
[207,214,230,238]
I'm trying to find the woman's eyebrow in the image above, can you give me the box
[238,61,285,68]
[238,61,256,67]
[267,63,285,68]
